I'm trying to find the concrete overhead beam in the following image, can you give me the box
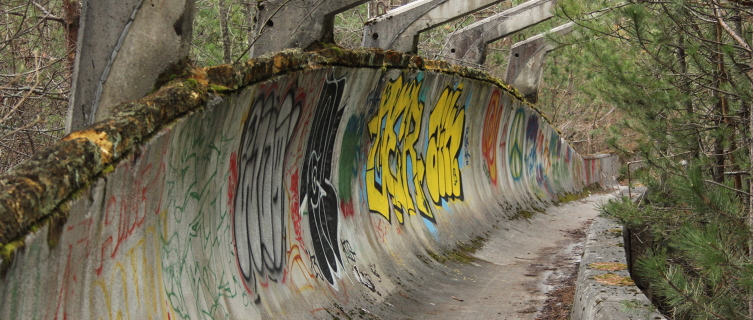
[440,0,557,66]
[505,22,574,103]
[66,0,195,132]
[251,0,370,57]
[362,0,505,53]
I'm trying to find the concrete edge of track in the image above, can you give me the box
[571,187,667,320]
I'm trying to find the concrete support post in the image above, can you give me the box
[251,0,370,57]
[439,0,556,67]
[66,0,195,133]
[361,0,505,53]
[504,22,573,103]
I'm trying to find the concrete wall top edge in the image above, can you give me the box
[0,47,536,252]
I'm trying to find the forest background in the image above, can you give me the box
[0,0,616,174]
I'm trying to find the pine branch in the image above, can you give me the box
[659,267,730,319]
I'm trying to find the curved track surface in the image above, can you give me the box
[381,190,616,319]
[0,50,602,319]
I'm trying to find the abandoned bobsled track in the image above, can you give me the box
[0,48,613,319]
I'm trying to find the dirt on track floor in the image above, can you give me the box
[377,190,619,320]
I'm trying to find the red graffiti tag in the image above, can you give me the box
[340,200,355,218]
[97,162,165,275]
[291,170,304,245]
[228,152,239,215]
[482,90,503,185]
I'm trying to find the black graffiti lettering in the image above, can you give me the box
[353,266,376,292]
[301,73,346,286]
[342,240,356,262]
[234,85,300,295]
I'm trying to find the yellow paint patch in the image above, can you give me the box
[593,273,634,286]
[588,262,627,271]
[64,130,114,163]
[273,55,286,74]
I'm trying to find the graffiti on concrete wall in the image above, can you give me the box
[426,83,466,206]
[366,74,432,224]
[525,113,540,179]
[481,90,503,185]
[338,114,367,220]
[365,74,468,224]
[160,105,248,317]
[233,81,302,298]
[301,74,346,286]
[0,62,591,320]
[508,108,526,182]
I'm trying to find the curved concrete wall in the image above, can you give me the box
[0,49,585,319]
[583,153,621,189]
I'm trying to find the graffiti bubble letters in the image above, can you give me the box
[426,84,466,205]
[366,75,467,224]
[234,84,301,295]
[366,75,432,224]
[301,74,346,286]
[482,90,503,185]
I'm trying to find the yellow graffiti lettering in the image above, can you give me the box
[426,84,465,204]
[89,228,172,320]
[366,75,431,223]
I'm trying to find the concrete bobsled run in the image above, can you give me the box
[0,48,594,319]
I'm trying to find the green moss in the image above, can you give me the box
[208,84,231,94]
[101,164,115,175]
[427,236,487,264]
[184,78,200,87]
[1,240,24,259]
[557,191,588,204]
[46,210,69,249]
[151,57,193,91]
[0,239,25,277]
[509,210,536,221]
[555,184,604,205]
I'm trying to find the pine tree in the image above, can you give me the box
[557,0,753,318]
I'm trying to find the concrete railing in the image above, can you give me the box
[571,187,666,320]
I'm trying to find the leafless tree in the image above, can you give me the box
[0,0,74,173]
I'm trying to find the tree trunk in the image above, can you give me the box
[62,0,81,76]
[748,98,753,319]
[712,23,725,183]
[244,0,256,53]
[219,0,232,64]
[676,33,701,160]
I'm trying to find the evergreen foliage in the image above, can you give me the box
[563,0,753,317]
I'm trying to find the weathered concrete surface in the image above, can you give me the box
[66,0,195,132]
[0,48,607,319]
[380,190,613,318]
[583,153,621,189]
[571,188,666,320]
[251,0,370,57]
[505,22,574,103]
[362,0,504,53]
[439,0,556,66]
